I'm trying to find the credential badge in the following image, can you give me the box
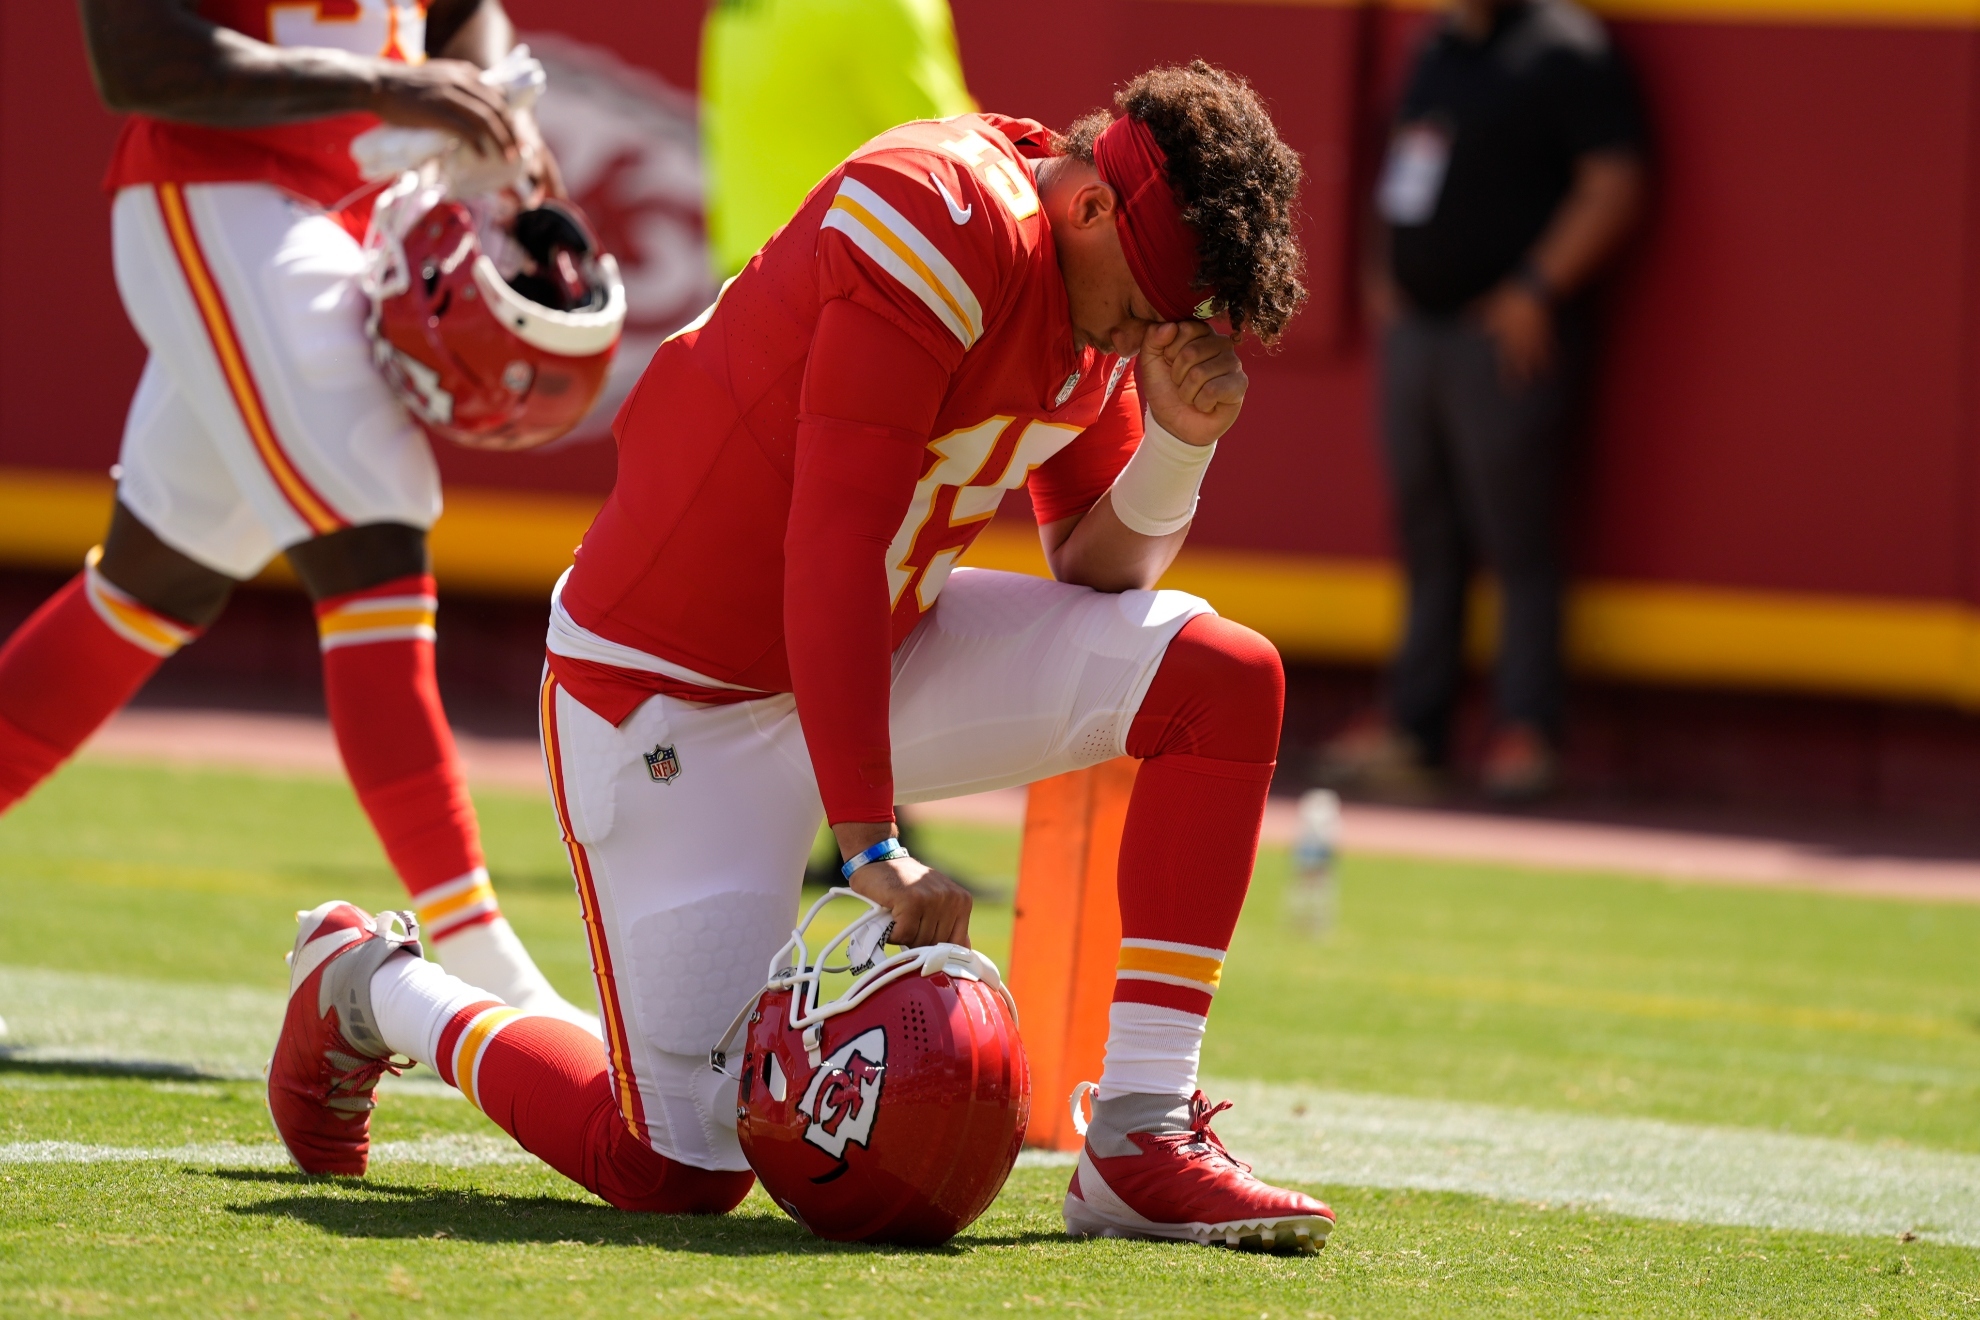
[643,744,682,784]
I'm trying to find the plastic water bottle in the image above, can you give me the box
[1288,789,1341,936]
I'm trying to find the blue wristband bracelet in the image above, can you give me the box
[841,838,911,880]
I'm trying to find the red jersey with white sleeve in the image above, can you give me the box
[553,113,1147,823]
[103,0,426,216]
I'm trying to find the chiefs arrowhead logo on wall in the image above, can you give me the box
[798,1027,887,1163]
[526,34,719,443]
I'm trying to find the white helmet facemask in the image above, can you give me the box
[710,887,1015,1073]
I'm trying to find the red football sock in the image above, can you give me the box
[1105,615,1283,1096]
[0,553,198,811]
[435,1005,755,1213]
[316,575,489,928]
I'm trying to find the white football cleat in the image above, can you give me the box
[266,901,418,1176]
[1063,1087,1335,1253]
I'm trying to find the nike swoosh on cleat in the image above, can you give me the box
[931,173,973,224]
[288,927,362,996]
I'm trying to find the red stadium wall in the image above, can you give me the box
[949,0,1980,595]
[4,0,1980,709]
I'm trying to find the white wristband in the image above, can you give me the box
[1108,411,1216,537]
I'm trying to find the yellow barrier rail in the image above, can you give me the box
[957,523,1980,706]
[4,466,1974,706]
[0,467,601,597]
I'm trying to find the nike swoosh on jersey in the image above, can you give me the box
[931,173,974,225]
[823,176,984,347]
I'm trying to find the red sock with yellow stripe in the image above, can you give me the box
[320,576,595,1029]
[442,1006,752,1212]
[315,574,487,912]
[1104,615,1284,1097]
[0,549,199,811]
[369,954,752,1213]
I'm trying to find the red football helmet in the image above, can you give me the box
[363,171,626,452]
[714,889,1030,1246]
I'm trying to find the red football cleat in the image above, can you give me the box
[1063,1087,1335,1253]
[266,901,420,1175]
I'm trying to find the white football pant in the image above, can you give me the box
[111,182,441,577]
[540,566,1211,1170]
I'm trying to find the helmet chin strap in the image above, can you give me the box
[708,887,1018,1079]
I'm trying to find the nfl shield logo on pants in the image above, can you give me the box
[643,744,681,784]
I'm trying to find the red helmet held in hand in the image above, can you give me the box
[363,172,626,452]
[714,889,1030,1246]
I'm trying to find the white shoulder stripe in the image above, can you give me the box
[821,207,974,347]
[823,175,983,349]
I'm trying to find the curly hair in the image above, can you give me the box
[1056,61,1305,344]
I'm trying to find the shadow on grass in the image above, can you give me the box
[213,1171,1064,1256]
[0,1053,235,1082]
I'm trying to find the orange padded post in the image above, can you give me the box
[1007,756,1137,1150]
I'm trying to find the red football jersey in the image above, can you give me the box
[556,114,1148,818]
[103,0,427,217]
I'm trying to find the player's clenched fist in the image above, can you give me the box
[1137,320,1247,448]
[369,58,519,160]
[846,855,974,949]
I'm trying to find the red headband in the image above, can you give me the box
[1092,115,1210,324]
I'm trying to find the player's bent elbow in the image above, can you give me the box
[90,60,187,117]
[86,58,145,113]
[1047,534,1183,596]
[1049,559,1167,595]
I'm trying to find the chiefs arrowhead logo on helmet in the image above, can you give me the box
[717,890,1029,1245]
[798,1027,886,1161]
[362,171,628,452]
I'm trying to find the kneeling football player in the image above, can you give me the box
[270,60,1334,1248]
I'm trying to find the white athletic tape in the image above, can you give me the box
[1107,411,1214,537]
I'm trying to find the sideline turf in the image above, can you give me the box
[5,1148,1977,1319]
[3,760,1979,1316]
[1217,848,1980,1152]
[6,761,1975,1150]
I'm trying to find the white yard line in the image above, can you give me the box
[5,961,1976,1248]
[0,965,454,1096]
[0,965,285,1079]
[1205,1077,1980,1248]
[6,1081,1975,1248]
[0,1135,532,1168]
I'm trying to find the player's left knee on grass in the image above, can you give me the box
[592,1124,757,1216]
[468,1013,755,1215]
[1127,614,1285,767]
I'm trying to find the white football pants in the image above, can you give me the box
[111,182,440,578]
[540,566,1211,1170]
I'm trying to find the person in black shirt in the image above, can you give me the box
[1320,0,1646,802]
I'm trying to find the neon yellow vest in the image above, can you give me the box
[701,0,975,278]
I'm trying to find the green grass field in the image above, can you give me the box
[4,760,1980,1317]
